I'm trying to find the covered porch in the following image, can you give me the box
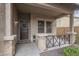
[3,3,79,56]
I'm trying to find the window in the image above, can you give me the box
[46,21,52,33]
[38,21,44,33]
[38,20,52,33]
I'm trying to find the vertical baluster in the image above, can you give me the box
[46,36,47,48]
[68,34,70,44]
[54,35,56,47]
[59,35,60,46]
[52,35,54,47]
[64,35,66,44]
[46,36,48,48]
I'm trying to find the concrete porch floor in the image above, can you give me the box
[15,41,70,56]
[15,43,40,56]
[15,42,69,56]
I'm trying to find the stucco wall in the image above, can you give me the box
[12,4,18,35]
[0,3,5,55]
[30,14,56,42]
[0,4,5,37]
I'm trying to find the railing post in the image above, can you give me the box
[36,35,46,52]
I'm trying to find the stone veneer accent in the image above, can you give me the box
[3,4,17,56]
[4,35,16,56]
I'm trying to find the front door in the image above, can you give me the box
[17,13,30,43]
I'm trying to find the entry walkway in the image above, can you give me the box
[15,43,40,56]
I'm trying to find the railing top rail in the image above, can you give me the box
[36,34,54,37]
[36,34,69,37]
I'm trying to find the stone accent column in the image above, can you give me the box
[69,12,76,44]
[4,3,16,56]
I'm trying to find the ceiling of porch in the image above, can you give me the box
[15,3,79,18]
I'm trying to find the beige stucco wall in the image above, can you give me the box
[30,14,56,42]
[0,3,5,55]
[0,4,5,37]
[12,4,18,35]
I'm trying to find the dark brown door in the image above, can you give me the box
[17,13,30,43]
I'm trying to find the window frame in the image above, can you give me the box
[38,20,52,33]
[38,20,44,33]
[46,21,52,33]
